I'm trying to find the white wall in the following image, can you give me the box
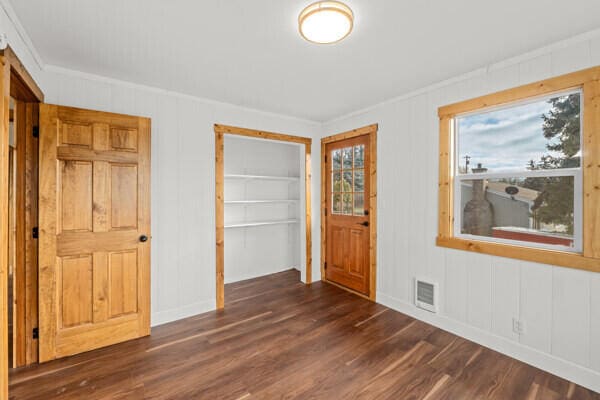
[224,136,303,283]
[37,67,320,326]
[322,32,600,392]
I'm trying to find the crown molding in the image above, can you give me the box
[0,0,45,69]
[324,27,600,125]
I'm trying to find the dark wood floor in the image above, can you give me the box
[9,269,600,399]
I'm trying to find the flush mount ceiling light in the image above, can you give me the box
[299,1,354,44]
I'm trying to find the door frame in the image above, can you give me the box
[214,124,312,310]
[321,124,378,301]
[0,45,44,400]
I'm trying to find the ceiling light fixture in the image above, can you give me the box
[299,1,354,44]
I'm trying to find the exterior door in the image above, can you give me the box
[38,105,151,362]
[325,135,370,295]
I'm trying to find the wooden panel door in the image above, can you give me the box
[325,135,370,295]
[38,105,151,362]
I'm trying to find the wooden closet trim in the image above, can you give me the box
[320,124,378,301]
[214,124,313,310]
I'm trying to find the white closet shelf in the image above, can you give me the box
[225,199,299,204]
[225,219,299,229]
[224,174,300,181]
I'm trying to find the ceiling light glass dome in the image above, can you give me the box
[299,1,354,44]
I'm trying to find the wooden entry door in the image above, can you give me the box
[325,135,370,295]
[38,105,151,362]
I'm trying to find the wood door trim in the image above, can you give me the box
[11,100,39,368]
[214,124,313,310]
[1,47,45,398]
[1,53,10,400]
[0,46,44,103]
[321,124,378,301]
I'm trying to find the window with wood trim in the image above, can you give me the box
[437,67,600,273]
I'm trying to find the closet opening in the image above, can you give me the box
[214,125,312,309]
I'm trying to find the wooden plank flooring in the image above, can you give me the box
[8,269,600,399]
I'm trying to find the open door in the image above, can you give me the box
[38,105,151,362]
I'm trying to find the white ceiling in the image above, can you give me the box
[9,0,600,122]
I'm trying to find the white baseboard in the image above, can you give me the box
[377,292,600,394]
[151,298,216,327]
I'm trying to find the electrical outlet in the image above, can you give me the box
[512,318,526,335]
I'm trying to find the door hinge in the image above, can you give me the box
[324,208,327,216]
[32,227,39,239]
[324,262,327,270]
[324,155,327,163]
[32,327,39,339]
[32,126,39,138]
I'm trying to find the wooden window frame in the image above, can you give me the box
[321,124,378,301]
[437,66,600,273]
[214,124,312,310]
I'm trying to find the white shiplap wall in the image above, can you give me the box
[322,32,600,391]
[38,67,321,326]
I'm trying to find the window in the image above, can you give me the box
[454,91,582,252]
[437,67,600,273]
[331,144,365,215]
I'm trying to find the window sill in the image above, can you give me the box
[436,236,600,273]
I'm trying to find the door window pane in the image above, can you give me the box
[332,171,342,191]
[354,145,364,168]
[354,193,364,215]
[342,147,353,169]
[343,194,352,215]
[354,170,364,192]
[332,149,341,170]
[343,171,353,192]
[333,193,342,214]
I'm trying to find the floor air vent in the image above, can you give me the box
[415,279,438,313]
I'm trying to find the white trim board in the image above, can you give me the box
[377,292,600,394]
[45,65,321,126]
[0,0,45,69]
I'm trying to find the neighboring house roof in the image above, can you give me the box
[486,181,540,203]
[461,181,540,204]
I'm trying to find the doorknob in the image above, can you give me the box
[358,221,369,227]
[139,235,149,242]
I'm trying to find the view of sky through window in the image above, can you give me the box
[457,93,580,173]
